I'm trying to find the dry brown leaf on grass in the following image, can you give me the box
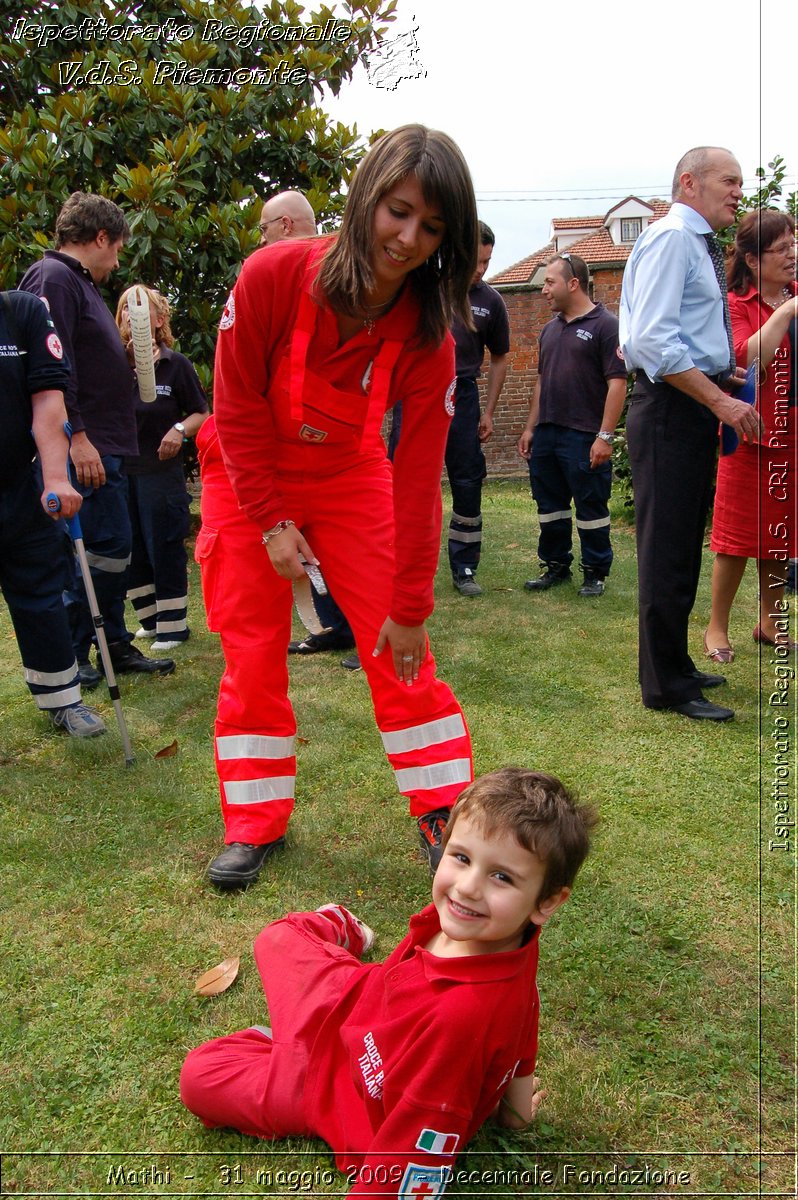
[194,957,240,996]
[155,740,178,758]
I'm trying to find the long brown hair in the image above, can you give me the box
[727,210,795,295]
[318,124,478,345]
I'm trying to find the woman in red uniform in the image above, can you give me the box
[704,211,797,661]
[204,125,479,887]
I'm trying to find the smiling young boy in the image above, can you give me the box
[180,769,596,1197]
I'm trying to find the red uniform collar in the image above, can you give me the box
[405,903,540,983]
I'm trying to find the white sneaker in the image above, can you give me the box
[134,627,156,639]
[49,702,107,738]
[151,639,183,651]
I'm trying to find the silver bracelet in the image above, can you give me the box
[262,519,295,545]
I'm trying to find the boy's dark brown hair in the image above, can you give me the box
[441,767,597,901]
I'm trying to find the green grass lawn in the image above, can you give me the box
[0,480,794,1197]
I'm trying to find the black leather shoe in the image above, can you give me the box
[524,567,571,592]
[207,839,285,888]
[78,659,101,690]
[688,669,726,689]
[104,640,175,675]
[288,631,355,654]
[669,698,734,721]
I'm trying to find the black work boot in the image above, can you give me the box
[523,563,571,592]
[578,570,606,597]
[207,840,286,888]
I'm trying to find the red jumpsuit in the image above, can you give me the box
[199,238,472,845]
[180,905,540,1197]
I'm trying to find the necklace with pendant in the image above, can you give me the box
[360,293,399,335]
[762,286,790,310]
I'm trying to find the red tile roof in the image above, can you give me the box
[551,216,606,229]
[489,198,672,286]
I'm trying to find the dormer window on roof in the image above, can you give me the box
[620,217,643,243]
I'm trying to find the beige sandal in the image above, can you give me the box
[704,632,734,664]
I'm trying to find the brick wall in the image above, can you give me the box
[482,266,625,476]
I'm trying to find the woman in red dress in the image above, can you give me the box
[705,211,797,661]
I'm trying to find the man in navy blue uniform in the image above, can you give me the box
[447,222,510,596]
[20,192,175,685]
[518,254,627,597]
[0,289,105,737]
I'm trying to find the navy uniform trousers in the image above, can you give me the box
[0,469,80,711]
[445,377,487,577]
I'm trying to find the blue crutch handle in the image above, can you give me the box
[45,420,83,537]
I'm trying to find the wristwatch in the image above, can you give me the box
[173,422,186,435]
[595,431,615,445]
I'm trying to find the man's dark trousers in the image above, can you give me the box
[445,377,486,577]
[529,424,613,576]
[626,376,718,707]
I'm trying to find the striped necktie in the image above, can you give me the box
[703,233,736,376]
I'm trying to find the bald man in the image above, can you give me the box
[620,145,763,721]
[259,191,317,246]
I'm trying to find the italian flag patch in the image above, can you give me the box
[416,1128,459,1155]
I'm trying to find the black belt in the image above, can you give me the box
[634,369,727,387]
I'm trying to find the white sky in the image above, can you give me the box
[325,0,798,274]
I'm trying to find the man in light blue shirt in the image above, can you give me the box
[620,146,763,721]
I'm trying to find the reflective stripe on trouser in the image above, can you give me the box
[380,713,472,810]
[530,424,613,575]
[0,471,81,711]
[128,584,189,637]
[445,378,486,575]
[197,457,473,844]
[293,458,473,819]
[126,468,190,639]
[198,520,297,845]
[447,510,483,577]
[65,455,132,656]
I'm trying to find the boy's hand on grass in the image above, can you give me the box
[528,1076,548,1119]
[497,1073,547,1128]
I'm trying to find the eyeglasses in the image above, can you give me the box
[258,216,285,236]
[763,240,797,256]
